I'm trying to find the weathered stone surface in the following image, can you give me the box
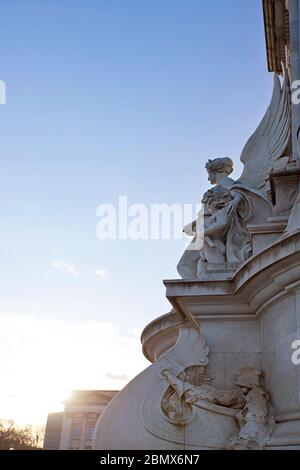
[93,234,300,449]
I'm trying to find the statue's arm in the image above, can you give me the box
[200,211,229,237]
[226,192,243,215]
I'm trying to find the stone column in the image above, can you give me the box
[80,413,87,449]
[59,414,72,450]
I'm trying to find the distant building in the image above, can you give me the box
[43,411,64,450]
[43,390,118,450]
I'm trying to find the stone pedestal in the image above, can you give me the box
[93,232,300,450]
[269,169,300,220]
[247,222,287,256]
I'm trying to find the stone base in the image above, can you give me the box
[93,232,300,450]
[266,413,300,449]
[247,221,287,256]
[269,168,300,219]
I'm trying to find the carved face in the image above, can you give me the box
[207,170,217,185]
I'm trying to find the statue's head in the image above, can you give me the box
[205,157,233,184]
[202,186,232,213]
[234,367,264,390]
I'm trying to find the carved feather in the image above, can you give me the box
[239,66,291,195]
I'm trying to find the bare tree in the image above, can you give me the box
[0,419,45,450]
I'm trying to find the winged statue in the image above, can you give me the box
[178,68,291,279]
[239,67,291,194]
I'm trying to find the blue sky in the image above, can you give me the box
[0,1,275,423]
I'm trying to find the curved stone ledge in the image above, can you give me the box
[142,231,300,362]
[265,437,300,448]
[276,411,300,422]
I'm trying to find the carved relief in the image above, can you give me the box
[227,368,275,450]
[160,365,274,450]
[142,319,275,450]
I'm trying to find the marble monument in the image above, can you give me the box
[93,1,300,450]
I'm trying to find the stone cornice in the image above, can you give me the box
[141,231,300,362]
[263,0,290,73]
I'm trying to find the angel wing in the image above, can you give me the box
[239,66,291,195]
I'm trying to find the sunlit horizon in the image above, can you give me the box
[0,313,148,426]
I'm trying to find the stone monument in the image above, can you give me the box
[93,1,300,450]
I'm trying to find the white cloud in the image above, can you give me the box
[95,269,109,280]
[51,260,79,276]
[0,314,148,426]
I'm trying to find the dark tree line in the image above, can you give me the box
[0,419,45,450]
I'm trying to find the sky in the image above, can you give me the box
[0,0,275,426]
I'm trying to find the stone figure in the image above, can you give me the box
[161,367,245,426]
[161,364,274,450]
[197,185,252,275]
[178,157,272,278]
[178,71,291,279]
[227,368,275,450]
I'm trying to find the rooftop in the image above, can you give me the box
[63,390,118,406]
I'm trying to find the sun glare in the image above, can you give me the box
[0,314,147,426]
